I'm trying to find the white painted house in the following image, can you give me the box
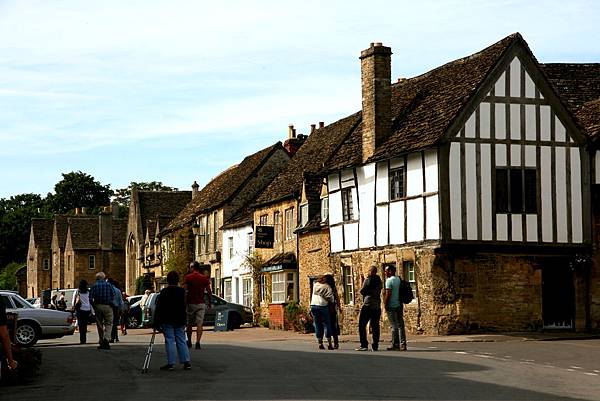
[221,214,254,308]
[322,34,600,333]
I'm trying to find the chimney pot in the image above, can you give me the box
[192,181,199,199]
[319,121,324,128]
[288,124,295,139]
[310,124,316,133]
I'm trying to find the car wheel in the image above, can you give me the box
[227,313,241,330]
[127,315,139,329]
[16,320,39,347]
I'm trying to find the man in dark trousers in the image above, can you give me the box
[384,264,407,351]
[184,261,212,349]
[89,271,114,350]
[355,266,382,351]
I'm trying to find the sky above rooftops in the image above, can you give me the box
[1,0,598,198]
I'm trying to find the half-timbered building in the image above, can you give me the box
[324,33,600,333]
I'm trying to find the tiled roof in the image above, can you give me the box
[327,33,520,169]
[165,142,286,232]
[31,218,54,248]
[137,190,192,238]
[253,113,361,207]
[539,63,600,142]
[68,217,100,249]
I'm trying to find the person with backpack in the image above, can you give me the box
[384,264,407,351]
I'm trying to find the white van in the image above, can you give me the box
[50,289,78,310]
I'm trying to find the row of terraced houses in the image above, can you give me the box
[26,33,600,335]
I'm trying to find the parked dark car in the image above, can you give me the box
[125,300,142,329]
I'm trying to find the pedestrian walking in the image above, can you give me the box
[120,291,130,335]
[139,289,151,328]
[154,271,191,371]
[89,271,114,350]
[355,266,382,351]
[310,275,335,350]
[108,279,123,343]
[384,264,407,351]
[184,261,212,349]
[324,274,341,349]
[56,292,67,311]
[72,279,93,344]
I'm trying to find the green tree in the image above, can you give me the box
[46,171,112,214]
[0,262,22,290]
[0,194,52,268]
[112,181,176,217]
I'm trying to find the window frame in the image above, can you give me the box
[495,167,538,214]
[247,232,254,255]
[284,208,295,240]
[271,270,297,304]
[402,260,417,300]
[321,196,329,223]
[341,188,354,221]
[42,258,50,271]
[342,266,354,305]
[88,255,96,270]
[300,203,309,227]
[213,212,218,251]
[223,277,232,303]
[242,277,252,307]
[259,214,268,226]
[228,236,234,260]
[274,211,282,242]
[389,165,406,201]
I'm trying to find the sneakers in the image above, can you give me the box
[327,344,334,350]
[355,346,369,351]
[318,343,325,350]
[160,364,174,371]
[97,339,110,350]
[183,362,192,370]
[186,339,192,348]
[195,342,201,350]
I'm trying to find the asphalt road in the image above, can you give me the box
[4,327,600,401]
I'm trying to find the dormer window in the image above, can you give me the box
[321,197,329,223]
[300,204,308,227]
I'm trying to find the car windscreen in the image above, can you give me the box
[11,295,33,309]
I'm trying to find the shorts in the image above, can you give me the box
[187,303,207,326]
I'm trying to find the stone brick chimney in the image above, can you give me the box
[99,207,112,250]
[360,42,392,163]
[283,124,307,156]
[192,181,199,199]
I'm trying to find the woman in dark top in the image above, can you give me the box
[73,279,92,344]
[324,274,341,349]
[154,271,191,371]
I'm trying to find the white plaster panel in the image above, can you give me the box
[526,214,538,242]
[425,195,439,240]
[496,214,508,241]
[330,225,343,253]
[525,145,536,167]
[495,144,507,166]
[525,71,536,98]
[571,148,583,243]
[344,222,359,250]
[510,57,521,97]
[465,143,477,240]
[525,104,536,140]
[424,149,438,193]
[351,187,359,220]
[540,106,551,141]
[465,111,476,138]
[510,144,521,167]
[494,71,506,97]
[596,150,600,185]
[541,146,553,242]
[510,104,521,140]
[376,204,389,247]
[555,116,566,142]
[449,142,462,240]
[389,201,405,244]
[495,104,506,139]
[376,162,389,203]
[406,153,423,196]
[329,191,343,225]
[390,158,404,170]
[555,147,568,243]
[328,173,340,192]
[406,199,424,243]
[341,169,354,185]
[480,144,493,241]
[480,103,490,139]
[357,164,375,249]
[511,214,523,242]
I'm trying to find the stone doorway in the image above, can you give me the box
[541,258,574,329]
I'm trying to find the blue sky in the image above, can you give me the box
[1,0,598,199]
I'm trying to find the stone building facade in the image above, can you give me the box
[26,218,54,297]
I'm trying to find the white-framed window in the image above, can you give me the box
[259,214,268,226]
[271,271,297,304]
[247,232,254,255]
[321,197,329,222]
[199,218,206,254]
[403,260,417,299]
[242,277,252,307]
[223,278,232,302]
[213,212,218,251]
[42,258,50,271]
[284,208,295,240]
[205,215,211,255]
[228,236,234,259]
[341,188,354,221]
[274,211,282,242]
[300,203,308,227]
[88,255,96,270]
[342,266,354,305]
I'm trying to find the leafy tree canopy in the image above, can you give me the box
[46,171,113,214]
[112,181,176,209]
[0,262,23,290]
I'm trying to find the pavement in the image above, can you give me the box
[124,325,600,345]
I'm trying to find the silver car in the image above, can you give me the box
[0,290,76,346]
